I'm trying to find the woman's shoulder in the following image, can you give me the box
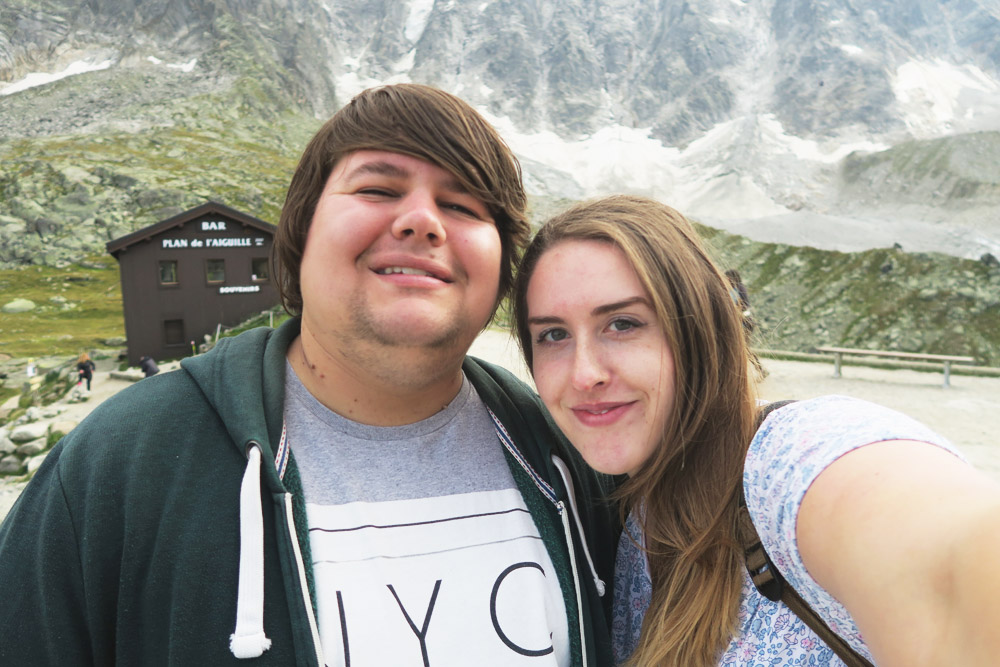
[749,395,954,467]
[745,395,956,523]
[741,396,958,658]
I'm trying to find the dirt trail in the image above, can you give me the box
[0,360,160,521]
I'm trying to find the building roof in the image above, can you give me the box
[106,201,276,257]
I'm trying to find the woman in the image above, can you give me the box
[512,195,1000,666]
[76,352,96,391]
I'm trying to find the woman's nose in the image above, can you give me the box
[570,341,608,391]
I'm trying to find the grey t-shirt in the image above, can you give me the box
[284,364,569,666]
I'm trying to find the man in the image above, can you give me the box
[0,84,617,666]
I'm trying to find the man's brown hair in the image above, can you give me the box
[272,83,529,315]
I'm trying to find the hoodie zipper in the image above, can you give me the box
[272,426,325,666]
[486,408,601,666]
[283,492,326,666]
[556,499,588,667]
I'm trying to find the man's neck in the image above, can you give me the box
[286,333,467,427]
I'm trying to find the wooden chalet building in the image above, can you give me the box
[107,202,279,364]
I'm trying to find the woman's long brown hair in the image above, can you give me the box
[513,195,757,666]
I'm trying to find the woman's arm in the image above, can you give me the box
[797,440,1000,666]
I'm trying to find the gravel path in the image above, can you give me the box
[0,361,150,521]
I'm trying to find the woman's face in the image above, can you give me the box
[525,239,675,476]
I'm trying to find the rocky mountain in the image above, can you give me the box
[3,0,1000,263]
[2,0,1000,360]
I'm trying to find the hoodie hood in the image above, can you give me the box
[181,318,300,465]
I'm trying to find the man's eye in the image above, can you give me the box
[536,328,568,343]
[358,187,395,197]
[443,202,481,218]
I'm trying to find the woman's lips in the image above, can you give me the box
[570,401,635,426]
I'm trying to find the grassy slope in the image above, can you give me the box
[4,222,1000,366]
[700,224,1000,365]
[0,257,123,358]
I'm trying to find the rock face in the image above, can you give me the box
[1,1,999,270]
[4,0,999,143]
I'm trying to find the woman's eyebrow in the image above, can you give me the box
[527,315,564,326]
[592,296,648,316]
[527,296,649,326]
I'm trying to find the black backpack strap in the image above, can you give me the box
[740,401,875,667]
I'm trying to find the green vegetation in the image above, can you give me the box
[0,69,320,268]
[699,223,1000,365]
[218,307,292,340]
[840,131,1000,207]
[0,256,124,357]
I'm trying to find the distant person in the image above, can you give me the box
[0,84,617,666]
[138,355,159,378]
[76,352,96,391]
[725,268,751,313]
[513,194,1000,666]
[725,268,765,378]
[25,358,37,378]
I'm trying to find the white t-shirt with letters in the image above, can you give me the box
[284,365,569,666]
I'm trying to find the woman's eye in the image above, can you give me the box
[536,328,568,344]
[609,318,641,333]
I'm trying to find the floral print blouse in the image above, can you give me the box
[612,395,958,665]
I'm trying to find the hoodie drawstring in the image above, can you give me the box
[230,443,273,658]
[551,455,607,597]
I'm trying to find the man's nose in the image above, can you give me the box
[391,191,447,245]
[571,340,608,391]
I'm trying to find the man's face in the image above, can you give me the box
[298,150,502,357]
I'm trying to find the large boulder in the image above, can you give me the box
[16,439,46,457]
[0,455,24,475]
[10,422,49,443]
[1,298,36,313]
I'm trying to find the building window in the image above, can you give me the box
[164,319,185,346]
[251,257,269,282]
[159,260,178,285]
[206,259,225,283]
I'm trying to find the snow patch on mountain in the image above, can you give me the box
[404,0,435,43]
[147,56,198,73]
[1,57,113,96]
[893,59,1000,137]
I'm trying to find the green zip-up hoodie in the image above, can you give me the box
[0,319,618,666]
